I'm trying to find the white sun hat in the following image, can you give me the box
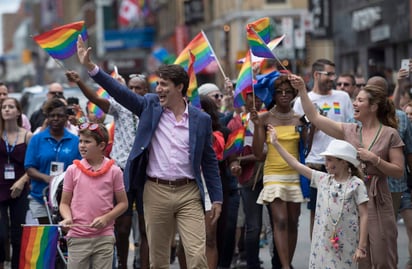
[320,139,360,167]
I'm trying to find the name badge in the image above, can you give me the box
[4,164,15,180]
[50,161,64,176]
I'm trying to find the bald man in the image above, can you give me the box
[29,82,64,132]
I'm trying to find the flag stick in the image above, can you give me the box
[274,54,288,71]
[201,30,227,79]
[52,58,67,71]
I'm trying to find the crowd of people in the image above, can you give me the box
[0,33,411,269]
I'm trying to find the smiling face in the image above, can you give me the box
[314,64,336,94]
[353,90,375,121]
[155,77,183,108]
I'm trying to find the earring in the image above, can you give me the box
[348,167,352,175]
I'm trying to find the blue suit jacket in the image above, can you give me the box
[91,69,223,204]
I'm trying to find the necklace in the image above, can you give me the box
[327,175,351,250]
[359,123,382,180]
[269,107,294,120]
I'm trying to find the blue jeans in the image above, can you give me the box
[241,181,263,269]
[240,181,281,269]
[0,192,29,269]
[217,189,240,267]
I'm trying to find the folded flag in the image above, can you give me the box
[223,127,246,159]
[247,17,271,43]
[246,27,275,59]
[187,51,200,109]
[234,50,253,108]
[33,21,88,60]
[19,225,59,269]
[174,31,216,73]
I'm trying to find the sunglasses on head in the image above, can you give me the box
[79,122,105,141]
[129,74,146,80]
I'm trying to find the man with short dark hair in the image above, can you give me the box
[336,73,356,99]
[76,35,222,268]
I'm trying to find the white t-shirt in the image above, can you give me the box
[293,90,353,164]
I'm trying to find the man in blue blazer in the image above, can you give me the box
[76,35,222,268]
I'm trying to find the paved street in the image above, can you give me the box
[128,203,410,269]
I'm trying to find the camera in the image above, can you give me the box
[66,107,75,116]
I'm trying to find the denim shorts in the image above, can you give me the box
[400,190,412,212]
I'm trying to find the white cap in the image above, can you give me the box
[320,139,360,167]
[198,83,220,96]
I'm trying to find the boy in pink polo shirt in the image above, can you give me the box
[59,123,128,269]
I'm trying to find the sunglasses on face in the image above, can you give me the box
[79,122,105,141]
[336,82,350,87]
[49,91,64,97]
[356,83,366,87]
[211,93,223,100]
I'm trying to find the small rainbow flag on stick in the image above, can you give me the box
[33,21,88,60]
[19,225,59,269]
[187,51,200,109]
[223,127,246,159]
[234,50,253,108]
[174,31,216,74]
[246,27,275,59]
[87,71,115,119]
[247,17,271,43]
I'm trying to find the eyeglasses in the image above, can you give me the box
[336,82,350,87]
[79,122,105,141]
[48,91,64,97]
[356,83,366,88]
[211,93,223,100]
[317,71,336,78]
[129,74,146,80]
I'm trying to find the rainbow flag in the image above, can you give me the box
[187,51,200,109]
[19,225,59,269]
[174,31,216,73]
[33,21,88,60]
[223,127,246,159]
[148,73,159,91]
[246,27,275,59]
[234,50,253,108]
[247,17,271,43]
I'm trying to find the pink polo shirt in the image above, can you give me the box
[146,104,195,180]
[63,158,124,238]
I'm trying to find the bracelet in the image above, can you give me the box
[357,247,366,255]
[374,156,381,166]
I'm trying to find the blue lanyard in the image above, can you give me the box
[3,131,18,163]
[46,138,63,162]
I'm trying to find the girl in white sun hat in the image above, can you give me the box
[267,124,369,269]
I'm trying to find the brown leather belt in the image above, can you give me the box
[147,176,194,187]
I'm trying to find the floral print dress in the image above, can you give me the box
[309,171,369,268]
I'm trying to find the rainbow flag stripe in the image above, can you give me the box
[321,103,331,112]
[174,31,215,73]
[187,51,200,109]
[333,102,341,114]
[19,225,59,269]
[88,71,114,119]
[234,50,253,108]
[224,127,246,159]
[33,21,88,60]
[247,17,271,43]
[246,27,275,59]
